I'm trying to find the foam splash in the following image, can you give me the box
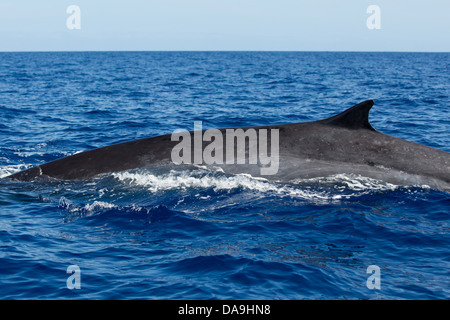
[113,169,330,201]
[58,196,174,224]
[292,173,400,191]
[59,197,124,219]
[0,164,32,178]
[114,170,273,192]
[112,169,403,201]
[59,196,117,214]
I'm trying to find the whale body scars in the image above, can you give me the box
[6,100,450,192]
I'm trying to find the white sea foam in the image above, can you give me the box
[0,164,32,178]
[292,173,399,192]
[59,196,119,217]
[83,200,117,212]
[14,151,45,158]
[112,169,330,200]
[112,169,404,202]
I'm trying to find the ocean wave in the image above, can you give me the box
[58,196,175,224]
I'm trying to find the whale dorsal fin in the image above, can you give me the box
[322,100,376,131]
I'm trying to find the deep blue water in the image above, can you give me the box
[0,52,449,299]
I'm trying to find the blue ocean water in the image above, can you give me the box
[0,51,449,300]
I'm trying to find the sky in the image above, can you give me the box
[0,0,449,52]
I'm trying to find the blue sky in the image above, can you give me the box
[0,0,449,51]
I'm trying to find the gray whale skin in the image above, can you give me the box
[7,100,450,192]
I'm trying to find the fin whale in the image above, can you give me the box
[6,100,450,192]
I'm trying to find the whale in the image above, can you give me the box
[6,100,450,192]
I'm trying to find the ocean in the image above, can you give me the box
[0,51,449,299]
